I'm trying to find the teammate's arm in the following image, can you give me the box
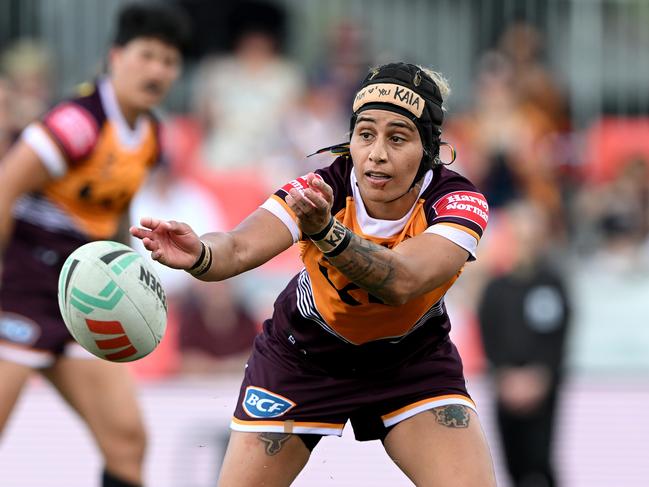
[0,140,53,252]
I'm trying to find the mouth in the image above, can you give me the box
[365,171,392,187]
[141,81,164,97]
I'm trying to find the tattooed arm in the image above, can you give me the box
[284,173,469,306]
[325,230,468,306]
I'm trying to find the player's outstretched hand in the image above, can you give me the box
[130,217,202,270]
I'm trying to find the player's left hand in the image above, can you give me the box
[285,173,334,236]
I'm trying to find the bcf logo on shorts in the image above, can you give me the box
[0,314,40,345]
[242,386,296,418]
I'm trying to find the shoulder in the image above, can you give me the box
[41,83,106,160]
[314,156,353,188]
[423,166,489,227]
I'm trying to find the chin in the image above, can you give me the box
[138,92,163,110]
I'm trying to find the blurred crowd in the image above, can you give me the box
[1,5,648,380]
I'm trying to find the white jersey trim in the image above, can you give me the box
[63,341,97,360]
[296,269,352,342]
[0,343,54,368]
[0,341,96,369]
[350,169,433,238]
[12,194,79,234]
[425,223,478,259]
[230,420,345,436]
[260,198,300,243]
[99,77,150,149]
[21,124,67,178]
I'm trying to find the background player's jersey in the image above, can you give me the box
[16,78,160,240]
[261,156,488,347]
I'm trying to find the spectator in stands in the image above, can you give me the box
[447,49,566,236]
[262,72,349,184]
[193,1,304,176]
[573,156,649,261]
[498,21,568,132]
[318,19,372,108]
[478,200,571,487]
[0,39,53,130]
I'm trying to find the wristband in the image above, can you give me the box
[305,217,335,241]
[323,228,352,258]
[310,219,353,257]
[186,241,213,277]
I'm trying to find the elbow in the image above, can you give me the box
[382,294,409,307]
[378,279,418,307]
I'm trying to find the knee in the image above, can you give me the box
[101,415,147,464]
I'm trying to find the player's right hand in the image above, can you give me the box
[130,217,202,270]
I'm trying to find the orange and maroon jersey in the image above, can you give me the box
[260,156,488,353]
[16,78,161,240]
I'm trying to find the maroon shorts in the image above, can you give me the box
[0,221,91,367]
[231,323,475,441]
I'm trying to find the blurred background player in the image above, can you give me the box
[132,62,497,487]
[0,3,189,487]
[478,201,571,487]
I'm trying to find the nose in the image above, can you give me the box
[369,138,387,163]
[150,59,169,79]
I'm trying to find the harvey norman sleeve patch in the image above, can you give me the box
[433,190,489,234]
[43,103,99,161]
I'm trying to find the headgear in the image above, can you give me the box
[350,62,445,186]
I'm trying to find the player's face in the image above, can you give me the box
[350,109,423,219]
[110,37,181,112]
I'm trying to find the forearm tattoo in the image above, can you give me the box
[257,432,292,456]
[431,405,470,428]
[327,233,396,298]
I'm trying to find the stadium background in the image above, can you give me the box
[1,0,648,485]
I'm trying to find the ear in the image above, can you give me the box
[108,46,122,70]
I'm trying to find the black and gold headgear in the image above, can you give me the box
[309,63,452,186]
[351,63,445,185]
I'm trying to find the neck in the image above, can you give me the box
[111,81,141,128]
[364,183,421,220]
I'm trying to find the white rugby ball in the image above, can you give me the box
[57,240,167,362]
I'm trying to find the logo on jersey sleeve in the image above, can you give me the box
[44,103,98,160]
[433,191,489,232]
[242,386,296,418]
[279,174,323,196]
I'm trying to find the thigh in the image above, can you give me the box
[383,406,496,487]
[218,430,310,487]
[0,359,33,434]
[41,356,145,447]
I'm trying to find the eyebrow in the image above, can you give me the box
[388,120,416,131]
[356,115,416,131]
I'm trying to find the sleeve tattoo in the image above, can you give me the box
[326,233,396,298]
